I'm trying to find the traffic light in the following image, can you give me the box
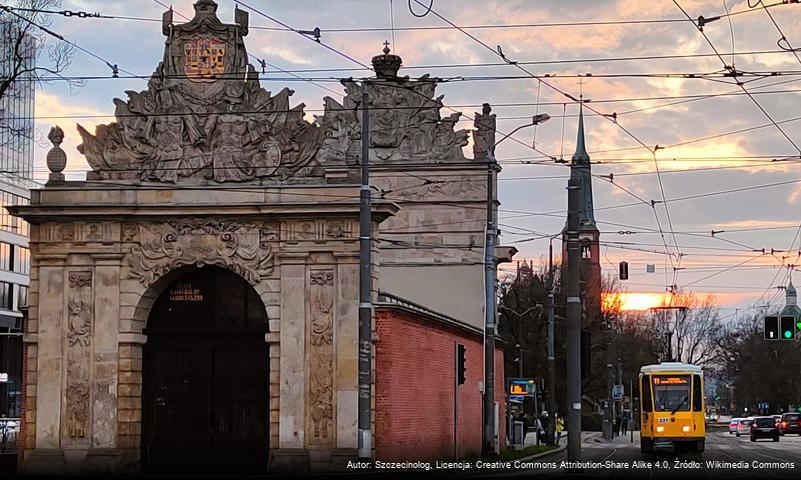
[764,316,779,340]
[780,316,795,340]
[456,344,466,385]
[619,261,629,280]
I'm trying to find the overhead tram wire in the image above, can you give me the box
[407,0,687,287]
[674,0,801,156]
[152,2,344,98]
[0,4,134,78]
[11,0,789,32]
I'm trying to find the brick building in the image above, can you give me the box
[374,295,505,461]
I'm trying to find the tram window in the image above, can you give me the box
[652,375,690,412]
[692,374,703,411]
[641,376,652,412]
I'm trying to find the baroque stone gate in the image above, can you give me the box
[11,0,498,474]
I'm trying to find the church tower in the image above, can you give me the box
[780,278,801,321]
[562,105,602,324]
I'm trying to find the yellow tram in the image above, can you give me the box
[639,362,705,455]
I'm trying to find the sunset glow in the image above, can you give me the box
[603,293,671,312]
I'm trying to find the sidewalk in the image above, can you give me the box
[522,430,604,447]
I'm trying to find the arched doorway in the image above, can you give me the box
[141,267,269,473]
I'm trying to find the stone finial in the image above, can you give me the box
[46,125,67,183]
[194,0,218,16]
[372,41,402,80]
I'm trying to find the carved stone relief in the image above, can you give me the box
[385,178,484,199]
[282,220,355,243]
[65,271,92,441]
[75,1,323,183]
[307,269,335,446]
[125,220,277,287]
[318,72,470,165]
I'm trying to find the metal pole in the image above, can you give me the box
[547,292,556,445]
[482,151,498,455]
[358,91,373,460]
[565,178,582,462]
[629,379,634,434]
[454,342,458,459]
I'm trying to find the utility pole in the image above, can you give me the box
[358,91,372,461]
[547,291,556,444]
[482,149,499,455]
[547,237,556,446]
[565,178,582,462]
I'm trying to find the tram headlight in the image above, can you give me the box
[682,425,691,432]
[656,426,665,433]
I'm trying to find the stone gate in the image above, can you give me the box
[10,0,496,474]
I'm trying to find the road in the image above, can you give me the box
[451,429,801,479]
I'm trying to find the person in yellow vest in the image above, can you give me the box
[555,413,565,446]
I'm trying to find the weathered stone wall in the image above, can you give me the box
[12,184,393,474]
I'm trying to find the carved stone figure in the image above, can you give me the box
[125,220,276,286]
[473,103,496,161]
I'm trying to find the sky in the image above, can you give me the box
[18,0,801,316]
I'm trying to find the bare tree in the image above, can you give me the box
[649,292,722,366]
[1,0,80,147]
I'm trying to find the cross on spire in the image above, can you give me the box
[383,40,391,54]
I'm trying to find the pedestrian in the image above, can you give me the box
[533,415,543,445]
[540,411,550,444]
[555,413,565,446]
[614,411,621,437]
[519,413,529,443]
[621,410,629,436]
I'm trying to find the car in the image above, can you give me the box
[736,418,753,437]
[729,417,741,434]
[773,415,782,430]
[779,412,801,436]
[750,416,780,442]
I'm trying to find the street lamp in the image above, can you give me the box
[493,114,552,150]
[483,113,551,455]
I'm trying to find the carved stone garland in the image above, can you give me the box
[307,269,335,446]
[65,271,92,441]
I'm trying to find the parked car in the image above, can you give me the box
[729,417,742,434]
[779,412,801,436]
[750,416,780,442]
[736,418,753,437]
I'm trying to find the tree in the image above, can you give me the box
[713,312,801,414]
[648,292,722,366]
[1,0,80,146]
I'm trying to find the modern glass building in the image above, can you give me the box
[0,19,35,446]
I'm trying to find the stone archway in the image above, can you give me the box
[140,266,269,473]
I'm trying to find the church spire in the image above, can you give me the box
[569,103,595,226]
[572,104,589,164]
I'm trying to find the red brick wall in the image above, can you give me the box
[375,308,506,461]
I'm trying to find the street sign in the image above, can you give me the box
[612,384,624,400]
[508,378,536,397]
[0,373,7,383]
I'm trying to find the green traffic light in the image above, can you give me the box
[797,321,801,330]
[784,330,793,339]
